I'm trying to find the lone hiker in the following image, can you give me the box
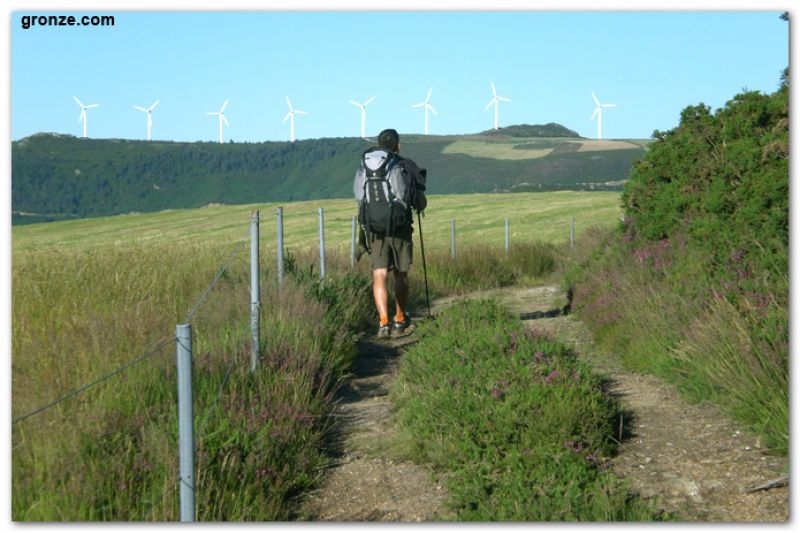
[354,128,427,338]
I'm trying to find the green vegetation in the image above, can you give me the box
[12,191,621,254]
[12,191,628,520]
[479,123,581,137]
[390,299,665,521]
[12,125,645,224]
[11,235,374,520]
[567,73,789,453]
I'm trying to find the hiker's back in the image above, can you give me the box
[354,147,413,236]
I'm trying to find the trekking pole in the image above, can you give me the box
[417,210,431,317]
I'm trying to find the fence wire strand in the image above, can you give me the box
[12,335,176,426]
[183,228,251,324]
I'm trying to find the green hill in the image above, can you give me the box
[11,124,647,225]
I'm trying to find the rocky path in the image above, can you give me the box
[299,285,788,522]
[297,329,448,521]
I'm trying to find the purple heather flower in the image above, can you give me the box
[545,370,559,384]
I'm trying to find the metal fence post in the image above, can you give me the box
[504,218,510,256]
[570,217,575,252]
[451,219,457,261]
[276,207,284,287]
[250,210,260,372]
[351,215,357,271]
[176,324,195,522]
[318,207,326,279]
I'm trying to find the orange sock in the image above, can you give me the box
[379,315,390,327]
[395,312,405,323]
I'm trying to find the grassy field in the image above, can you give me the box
[11,190,623,520]
[12,191,622,254]
[442,139,645,160]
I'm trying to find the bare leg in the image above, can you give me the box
[394,271,409,320]
[372,268,390,325]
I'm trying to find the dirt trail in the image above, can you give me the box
[299,285,788,522]
[297,329,448,521]
[444,285,789,522]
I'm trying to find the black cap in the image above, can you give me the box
[378,128,400,152]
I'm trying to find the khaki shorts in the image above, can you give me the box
[368,235,413,273]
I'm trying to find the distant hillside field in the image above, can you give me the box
[12,191,622,255]
[12,124,645,225]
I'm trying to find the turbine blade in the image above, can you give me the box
[222,115,230,126]
[134,105,148,112]
[86,104,99,109]
[285,96,293,110]
[149,100,160,111]
[590,108,599,121]
[484,99,495,111]
[426,87,432,102]
[603,103,617,108]
[591,91,600,106]
[349,100,361,107]
[491,81,497,97]
[282,111,292,123]
[498,96,511,102]
[294,110,308,115]
[364,96,375,106]
[428,104,438,116]
[78,110,85,122]
[411,102,425,108]
[220,99,229,112]
[74,96,84,107]
[206,112,219,115]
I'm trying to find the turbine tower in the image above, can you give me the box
[282,96,308,142]
[133,100,160,140]
[411,87,437,135]
[484,82,511,130]
[590,91,617,140]
[74,96,99,138]
[205,99,230,143]
[349,96,375,138]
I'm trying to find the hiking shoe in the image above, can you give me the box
[391,315,414,337]
[377,323,392,338]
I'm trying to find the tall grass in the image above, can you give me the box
[567,227,788,453]
[11,193,609,520]
[12,238,371,520]
[390,299,665,521]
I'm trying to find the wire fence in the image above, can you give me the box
[12,207,584,522]
[11,218,256,522]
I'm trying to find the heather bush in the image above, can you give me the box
[391,299,665,521]
[568,73,788,453]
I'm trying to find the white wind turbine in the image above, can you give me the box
[74,96,99,138]
[349,96,375,138]
[133,100,160,140]
[205,99,230,143]
[411,87,437,135]
[590,91,617,140]
[282,96,308,142]
[484,82,511,130]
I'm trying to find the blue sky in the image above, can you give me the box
[10,9,788,143]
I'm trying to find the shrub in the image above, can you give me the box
[391,299,664,521]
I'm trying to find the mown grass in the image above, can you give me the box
[11,191,621,252]
[390,299,666,521]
